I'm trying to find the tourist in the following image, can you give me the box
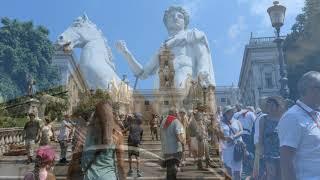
[258,96,285,180]
[160,108,185,180]
[186,110,195,158]
[252,105,267,179]
[187,110,199,160]
[126,113,144,177]
[209,112,223,157]
[188,105,212,169]
[149,114,159,141]
[39,117,55,146]
[178,108,189,166]
[24,112,41,164]
[23,145,56,180]
[233,104,243,120]
[123,114,133,136]
[81,100,126,180]
[57,114,73,164]
[220,106,243,180]
[237,106,256,176]
[278,71,320,180]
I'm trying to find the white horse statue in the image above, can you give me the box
[56,14,121,89]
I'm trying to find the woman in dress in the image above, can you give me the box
[39,118,55,146]
[220,106,243,180]
[259,96,285,180]
[81,100,126,180]
[178,108,189,166]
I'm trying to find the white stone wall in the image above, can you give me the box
[238,36,282,107]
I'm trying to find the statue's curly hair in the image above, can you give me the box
[163,6,189,29]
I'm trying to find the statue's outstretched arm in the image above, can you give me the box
[116,40,158,79]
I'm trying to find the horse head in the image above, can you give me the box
[56,13,102,52]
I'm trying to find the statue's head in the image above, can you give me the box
[56,13,102,52]
[163,6,189,32]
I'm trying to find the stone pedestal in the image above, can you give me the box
[26,98,40,119]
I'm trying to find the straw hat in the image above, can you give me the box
[223,105,234,115]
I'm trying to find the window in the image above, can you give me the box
[265,72,274,89]
[144,100,150,105]
[164,101,169,105]
[221,98,226,103]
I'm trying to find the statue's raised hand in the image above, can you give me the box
[116,40,130,54]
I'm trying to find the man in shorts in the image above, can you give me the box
[127,113,144,177]
[24,112,40,164]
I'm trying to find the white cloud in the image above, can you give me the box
[176,0,202,19]
[228,16,247,39]
[238,0,304,27]
[224,41,244,55]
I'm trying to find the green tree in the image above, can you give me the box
[284,0,320,100]
[0,17,59,100]
[73,89,111,120]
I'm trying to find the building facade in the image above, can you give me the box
[238,35,283,107]
[132,85,239,119]
[215,85,239,107]
[52,50,89,113]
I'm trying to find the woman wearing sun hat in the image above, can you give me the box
[220,105,243,180]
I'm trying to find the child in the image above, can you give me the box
[24,146,56,180]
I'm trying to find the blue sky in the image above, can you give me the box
[0,0,304,89]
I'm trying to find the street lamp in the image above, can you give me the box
[267,1,290,99]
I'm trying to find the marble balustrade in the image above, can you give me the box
[0,125,59,156]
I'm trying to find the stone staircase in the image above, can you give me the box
[0,124,226,179]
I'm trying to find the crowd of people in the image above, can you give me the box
[21,71,320,180]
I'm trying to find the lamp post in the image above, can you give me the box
[267,1,290,99]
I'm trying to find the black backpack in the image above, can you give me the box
[129,124,142,145]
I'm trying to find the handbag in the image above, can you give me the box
[227,122,246,162]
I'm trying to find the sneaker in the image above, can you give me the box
[127,169,133,176]
[137,170,143,177]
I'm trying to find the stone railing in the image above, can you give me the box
[0,124,60,156]
[0,127,24,155]
[249,36,286,46]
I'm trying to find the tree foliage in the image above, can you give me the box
[284,0,320,100]
[0,17,60,100]
[73,89,111,120]
[42,86,69,121]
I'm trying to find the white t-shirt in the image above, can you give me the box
[220,119,243,172]
[278,100,320,180]
[254,113,267,145]
[237,110,256,135]
[58,120,73,141]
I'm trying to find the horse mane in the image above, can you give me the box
[75,18,115,70]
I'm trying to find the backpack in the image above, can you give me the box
[129,124,142,145]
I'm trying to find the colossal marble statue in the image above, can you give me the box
[57,14,121,89]
[117,6,216,89]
